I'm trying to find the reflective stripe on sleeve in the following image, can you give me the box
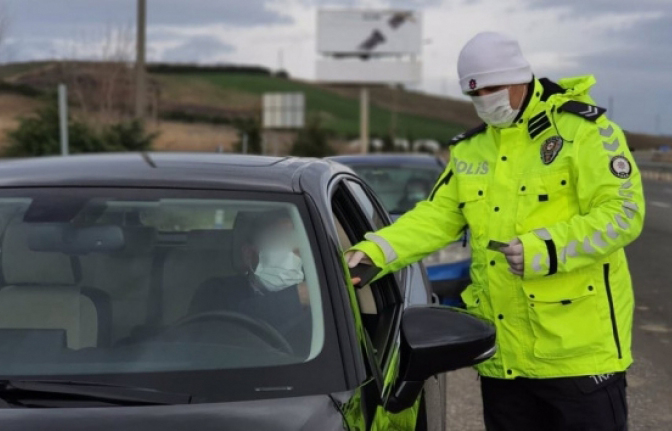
[615,213,630,229]
[582,237,596,254]
[623,201,639,219]
[534,228,557,276]
[593,230,608,248]
[532,253,544,273]
[364,233,398,265]
[606,223,619,239]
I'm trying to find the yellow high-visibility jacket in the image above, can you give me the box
[351,76,645,379]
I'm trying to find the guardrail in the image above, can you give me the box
[638,160,672,182]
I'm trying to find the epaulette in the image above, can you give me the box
[449,123,487,145]
[559,100,606,122]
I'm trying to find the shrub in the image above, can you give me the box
[4,102,156,157]
[232,118,263,155]
[290,116,335,158]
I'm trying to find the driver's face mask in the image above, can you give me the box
[253,234,304,292]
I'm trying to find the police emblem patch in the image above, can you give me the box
[469,79,477,90]
[540,136,563,165]
[610,155,632,179]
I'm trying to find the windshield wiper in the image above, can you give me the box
[0,379,192,408]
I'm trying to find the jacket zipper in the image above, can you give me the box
[603,263,622,359]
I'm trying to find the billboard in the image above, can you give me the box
[317,9,422,56]
[316,59,421,84]
[262,93,305,129]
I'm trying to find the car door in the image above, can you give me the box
[330,174,446,431]
[329,174,423,430]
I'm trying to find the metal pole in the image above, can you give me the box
[242,132,248,154]
[390,84,398,142]
[135,0,147,119]
[608,96,614,121]
[360,87,369,154]
[58,84,69,156]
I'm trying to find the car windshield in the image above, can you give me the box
[349,164,443,214]
[0,187,330,399]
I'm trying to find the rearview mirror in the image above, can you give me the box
[385,305,496,413]
[28,224,125,255]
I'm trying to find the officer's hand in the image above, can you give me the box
[502,238,524,276]
[345,251,373,284]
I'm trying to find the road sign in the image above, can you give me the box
[262,93,305,129]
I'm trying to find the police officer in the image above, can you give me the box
[346,32,644,431]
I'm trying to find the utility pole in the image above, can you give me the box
[390,84,398,141]
[360,87,369,154]
[608,96,614,121]
[135,0,147,120]
[58,84,69,156]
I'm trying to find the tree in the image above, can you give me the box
[59,24,137,127]
[233,118,262,154]
[290,116,335,158]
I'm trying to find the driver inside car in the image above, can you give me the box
[395,178,432,213]
[189,210,312,355]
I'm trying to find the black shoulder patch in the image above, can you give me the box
[538,78,565,102]
[449,123,487,145]
[559,100,606,122]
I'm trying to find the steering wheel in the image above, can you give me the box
[164,310,294,355]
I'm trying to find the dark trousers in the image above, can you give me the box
[481,373,628,431]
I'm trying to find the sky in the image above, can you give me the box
[1,0,671,135]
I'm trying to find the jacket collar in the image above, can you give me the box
[512,78,545,128]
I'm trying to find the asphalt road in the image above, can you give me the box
[445,178,672,431]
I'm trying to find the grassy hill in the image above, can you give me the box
[156,72,466,141]
[0,61,668,153]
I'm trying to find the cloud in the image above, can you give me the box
[518,0,672,134]
[1,0,670,134]
[160,36,235,63]
[4,0,291,30]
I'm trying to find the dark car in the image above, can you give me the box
[328,154,471,304]
[0,154,495,431]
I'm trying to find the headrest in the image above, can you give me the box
[2,224,76,286]
[231,211,258,270]
[186,230,232,249]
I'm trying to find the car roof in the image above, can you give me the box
[328,153,444,168]
[0,153,350,193]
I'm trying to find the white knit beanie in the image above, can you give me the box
[457,32,533,94]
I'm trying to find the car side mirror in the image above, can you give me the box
[385,305,496,413]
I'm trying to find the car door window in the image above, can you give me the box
[331,181,402,370]
[346,180,386,230]
[345,180,405,289]
[333,216,378,316]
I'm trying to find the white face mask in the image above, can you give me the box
[470,87,520,128]
[253,245,304,292]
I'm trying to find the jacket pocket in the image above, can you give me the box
[603,263,623,359]
[522,272,603,359]
[460,284,483,316]
[457,181,487,240]
[516,169,573,235]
